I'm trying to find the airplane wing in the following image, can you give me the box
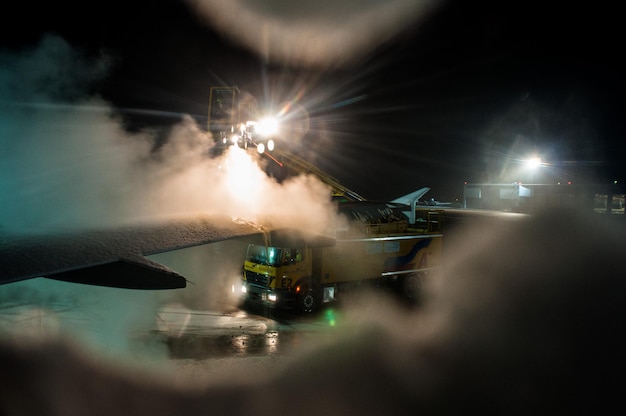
[0,216,261,290]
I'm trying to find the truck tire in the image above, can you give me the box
[401,274,421,302]
[298,285,321,314]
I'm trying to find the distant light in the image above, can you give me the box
[525,156,543,169]
[267,139,275,152]
[257,143,266,154]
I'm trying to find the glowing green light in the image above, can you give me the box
[325,309,337,327]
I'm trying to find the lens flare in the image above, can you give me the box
[256,117,279,137]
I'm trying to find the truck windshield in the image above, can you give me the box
[246,244,283,266]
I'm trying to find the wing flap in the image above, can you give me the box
[46,257,187,290]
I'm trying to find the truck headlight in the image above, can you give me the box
[268,293,277,302]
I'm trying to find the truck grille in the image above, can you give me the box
[245,270,269,287]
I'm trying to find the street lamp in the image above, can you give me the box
[521,156,545,185]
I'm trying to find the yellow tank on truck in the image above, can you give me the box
[319,234,443,287]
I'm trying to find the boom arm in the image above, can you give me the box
[269,148,367,201]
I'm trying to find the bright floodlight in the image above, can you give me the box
[256,117,279,137]
[526,157,543,169]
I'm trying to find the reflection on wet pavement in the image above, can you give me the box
[152,304,333,360]
[162,331,289,359]
[0,288,341,364]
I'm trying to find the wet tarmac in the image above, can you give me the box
[0,292,357,406]
[152,303,338,360]
[0,292,341,365]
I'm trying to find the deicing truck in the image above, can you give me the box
[239,202,444,313]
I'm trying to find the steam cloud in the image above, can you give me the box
[0,35,338,232]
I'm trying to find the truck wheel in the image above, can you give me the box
[401,274,421,301]
[298,285,320,314]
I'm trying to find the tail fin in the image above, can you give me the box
[391,187,430,224]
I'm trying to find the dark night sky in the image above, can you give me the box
[3,0,625,202]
